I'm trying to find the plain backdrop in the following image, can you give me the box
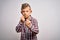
[0,0,60,40]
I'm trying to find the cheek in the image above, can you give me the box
[28,12,31,15]
[27,13,30,16]
[21,13,24,16]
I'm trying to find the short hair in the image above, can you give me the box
[21,3,31,10]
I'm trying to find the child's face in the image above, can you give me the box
[21,6,32,18]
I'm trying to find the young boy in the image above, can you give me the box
[16,3,39,40]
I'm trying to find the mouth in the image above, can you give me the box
[24,15,27,17]
[24,15,28,18]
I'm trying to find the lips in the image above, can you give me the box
[24,15,28,19]
[24,15,26,17]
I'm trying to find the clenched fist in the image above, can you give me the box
[20,16,25,22]
[20,16,31,28]
[25,19,31,28]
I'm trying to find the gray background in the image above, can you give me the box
[0,0,60,40]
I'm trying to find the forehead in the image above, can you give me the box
[22,6,31,11]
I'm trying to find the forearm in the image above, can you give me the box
[16,21,23,33]
[29,24,39,34]
[29,19,39,34]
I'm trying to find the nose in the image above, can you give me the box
[24,11,27,14]
[23,12,26,16]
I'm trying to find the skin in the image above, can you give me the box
[20,6,32,28]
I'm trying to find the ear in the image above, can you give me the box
[29,10,32,15]
[30,10,32,13]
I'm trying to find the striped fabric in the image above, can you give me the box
[16,16,39,40]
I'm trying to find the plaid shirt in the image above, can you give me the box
[16,16,39,40]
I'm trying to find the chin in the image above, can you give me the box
[24,15,29,19]
[25,17,28,19]
[25,17,28,18]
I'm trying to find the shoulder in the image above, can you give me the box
[31,16,38,23]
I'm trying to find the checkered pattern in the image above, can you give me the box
[16,16,39,40]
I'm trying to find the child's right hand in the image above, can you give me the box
[20,16,25,22]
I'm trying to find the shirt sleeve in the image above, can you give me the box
[29,19,39,35]
[15,21,23,33]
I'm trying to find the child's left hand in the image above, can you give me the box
[25,19,31,28]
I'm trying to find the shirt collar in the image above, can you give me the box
[28,15,32,21]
